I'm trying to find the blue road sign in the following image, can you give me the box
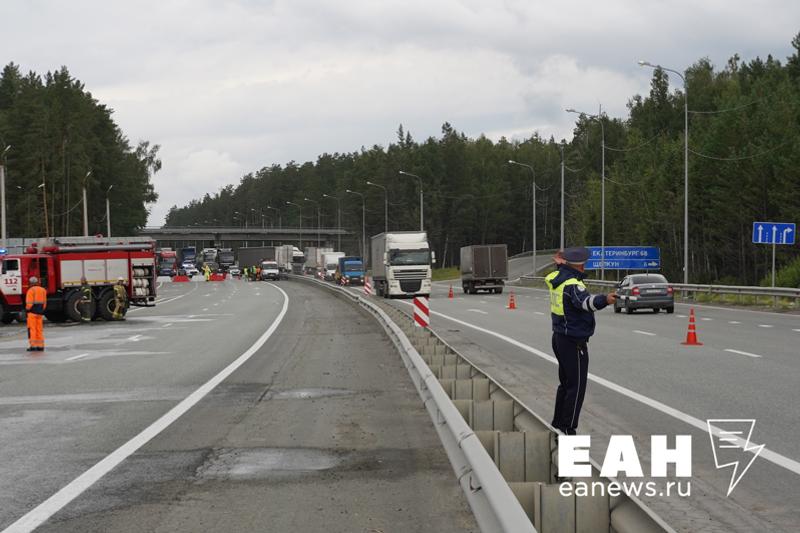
[752,222,795,245]
[585,246,660,270]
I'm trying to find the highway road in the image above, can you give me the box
[361,280,800,533]
[0,278,477,532]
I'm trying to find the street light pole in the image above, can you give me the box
[366,181,388,233]
[322,194,341,251]
[303,197,321,248]
[266,205,281,228]
[106,185,113,238]
[346,189,366,260]
[398,171,423,230]
[560,143,565,249]
[639,60,689,284]
[286,201,302,249]
[82,170,92,237]
[508,160,537,275]
[566,107,606,279]
[0,145,10,247]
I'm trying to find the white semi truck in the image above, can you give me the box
[370,232,434,298]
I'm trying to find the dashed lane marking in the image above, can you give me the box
[758,324,774,328]
[728,321,741,325]
[724,348,763,359]
[65,353,90,362]
[467,309,488,315]
[633,330,656,336]
[161,323,172,328]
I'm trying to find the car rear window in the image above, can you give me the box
[631,274,667,284]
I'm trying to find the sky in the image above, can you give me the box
[3,0,799,225]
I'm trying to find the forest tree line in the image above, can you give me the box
[0,63,160,239]
[167,33,800,285]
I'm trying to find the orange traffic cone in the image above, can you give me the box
[681,308,703,346]
[448,285,454,299]
[507,291,517,310]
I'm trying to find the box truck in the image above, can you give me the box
[322,252,345,281]
[335,256,365,285]
[370,232,434,298]
[460,244,508,294]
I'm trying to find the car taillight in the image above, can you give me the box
[667,286,673,294]
[632,287,640,296]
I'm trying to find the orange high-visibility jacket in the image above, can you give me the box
[25,286,48,315]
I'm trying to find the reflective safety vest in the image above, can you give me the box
[544,271,585,316]
[25,286,48,315]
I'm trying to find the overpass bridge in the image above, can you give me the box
[137,226,353,254]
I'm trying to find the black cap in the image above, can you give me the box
[562,246,590,264]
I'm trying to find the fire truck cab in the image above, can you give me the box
[0,236,157,323]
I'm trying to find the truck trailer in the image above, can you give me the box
[217,248,235,271]
[304,246,333,274]
[370,232,434,298]
[460,244,508,294]
[238,246,276,269]
[0,236,157,323]
[157,248,178,277]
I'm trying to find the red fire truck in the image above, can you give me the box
[0,236,157,323]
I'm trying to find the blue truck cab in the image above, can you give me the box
[336,256,365,285]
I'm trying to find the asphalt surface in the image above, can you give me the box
[0,278,477,532]
[356,280,800,533]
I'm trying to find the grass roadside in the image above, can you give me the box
[432,267,460,281]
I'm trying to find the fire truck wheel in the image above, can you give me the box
[98,292,116,321]
[65,291,94,322]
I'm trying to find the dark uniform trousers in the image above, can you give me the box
[551,333,589,435]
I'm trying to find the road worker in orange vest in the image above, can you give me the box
[25,276,47,352]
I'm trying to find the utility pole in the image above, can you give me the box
[106,185,113,238]
[82,170,91,237]
[398,171,423,230]
[322,194,341,251]
[0,145,10,247]
[346,189,366,260]
[303,197,321,248]
[508,160,537,275]
[286,201,302,249]
[366,181,388,233]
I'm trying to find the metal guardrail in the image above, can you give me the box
[296,275,674,532]
[295,275,536,533]
[521,275,800,304]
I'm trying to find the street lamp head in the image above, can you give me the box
[107,185,114,193]
[508,160,516,164]
[638,60,654,68]
[345,189,352,193]
[565,108,577,113]
[366,180,373,185]
[2,145,10,155]
[37,183,45,189]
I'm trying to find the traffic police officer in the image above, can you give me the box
[544,247,616,435]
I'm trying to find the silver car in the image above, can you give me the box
[614,273,674,314]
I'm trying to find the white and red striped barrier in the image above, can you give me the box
[364,276,373,296]
[413,296,430,328]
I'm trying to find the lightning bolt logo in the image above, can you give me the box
[707,419,765,496]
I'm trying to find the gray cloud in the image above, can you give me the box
[3,0,798,225]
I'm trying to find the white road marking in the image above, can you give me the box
[758,324,774,328]
[467,309,488,315]
[479,300,487,304]
[65,353,90,362]
[728,321,741,325]
[793,329,800,332]
[2,284,290,533]
[202,308,209,312]
[633,330,656,336]
[127,335,142,342]
[724,348,762,359]
[676,314,687,318]
[534,311,545,316]
[161,323,173,328]
[395,302,800,478]
[700,317,712,321]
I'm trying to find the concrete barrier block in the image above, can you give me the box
[455,365,472,379]
[509,481,540,522]
[438,378,454,398]
[441,365,457,379]
[475,430,497,456]
[473,400,496,430]
[540,483,575,532]
[433,344,449,355]
[430,354,445,367]
[452,399,473,426]
[495,431,526,482]
[577,490,610,533]
[444,353,459,365]
[430,365,442,379]
[421,345,437,357]
[525,429,552,482]
[453,379,475,400]
[472,378,490,401]
[493,400,515,431]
